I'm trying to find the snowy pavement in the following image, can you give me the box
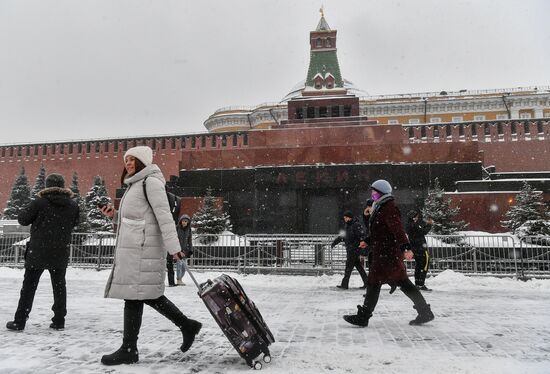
[0,268,549,374]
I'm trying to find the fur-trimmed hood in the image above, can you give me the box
[37,187,75,206]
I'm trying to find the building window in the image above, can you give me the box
[181,137,186,148]
[86,143,91,153]
[171,138,176,149]
[459,125,464,136]
[326,38,331,47]
[243,133,248,145]
[78,143,82,153]
[524,122,530,134]
[25,146,30,156]
[211,136,217,147]
[122,141,128,151]
[17,146,22,157]
[429,117,441,123]
[10,147,14,157]
[59,144,64,154]
[409,118,420,124]
[408,127,414,138]
[474,115,486,121]
[331,106,340,117]
[113,141,118,152]
[222,135,227,147]
[34,145,39,155]
[433,126,440,137]
[314,81,322,89]
[307,107,315,119]
[388,119,399,125]
[316,38,322,47]
[95,142,100,153]
[446,125,452,137]
[484,124,491,136]
[520,112,532,119]
[191,137,196,148]
[319,106,328,117]
[200,136,206,148]
[421,126,427,138]
[232,135,238,146]
[471,123,477,135]
[152,139,157,149]
[544,112,550,118]
[104,142,109,152]
[497,123,503,134]
[452,116,463,123]
[161,138,166,149]
[343,106,352,117]
[496,114,508,120]
[537,121,544,134]
[68,143,73,154]
[511,122,517,134]
[1,148,5,157]
[296,108,304,119]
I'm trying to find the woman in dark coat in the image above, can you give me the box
[6,174,79,331]
[343,179,434,327]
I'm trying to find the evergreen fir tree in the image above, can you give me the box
[502,181,550,236]
[193,187,232,243]
[422,178,467,235]
[84,176,113,232]
[70,172,91,233]
[70,171,80,196]
[3,167,32,219]
[30,164,46,198]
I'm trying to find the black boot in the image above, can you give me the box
[101,343,139,366]
[409,304,434,325]
[343,305,371,327]
[49,322,64,330]
[146,296,202,353]
[181,319,202,352]
[6,321,25,331]
[101,300,143,365]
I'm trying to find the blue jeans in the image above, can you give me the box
[176,260,186,280]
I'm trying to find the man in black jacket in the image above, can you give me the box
[332,211,368,289]
[406,210,433,291]
[6,174,79,331]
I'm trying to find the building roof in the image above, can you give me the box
[316,16,331,31]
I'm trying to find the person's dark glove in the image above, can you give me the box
[399,243,412,252]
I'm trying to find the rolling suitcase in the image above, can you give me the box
[183,261,275,370]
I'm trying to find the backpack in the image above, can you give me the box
[142,177,181,224]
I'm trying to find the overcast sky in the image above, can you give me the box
[1,0,549,144]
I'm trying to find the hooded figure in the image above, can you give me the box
[175,214,193,285]
[6,173,79,331]
[406,209,433,290]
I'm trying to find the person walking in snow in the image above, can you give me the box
[343,179,434,327]
[175,214,193,286]
[406,209,433,291]
[6,174,79,331]
[99,146,202,366]
[331,211,368,289]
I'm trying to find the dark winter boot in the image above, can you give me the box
[101,300,143,366]
[49,322,64,330]
[180,319,202,352]
[100,344,139,366]
[146,296,202,353]
[409,304,434,325]
[343,305,371,327]
[6,321,25,331]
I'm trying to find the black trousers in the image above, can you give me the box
[414,249,430,286]
[341,252,368,288]
[122,295,190,347]
[14,268,67,325]
[364,278,427,314]
[166,254,175,286]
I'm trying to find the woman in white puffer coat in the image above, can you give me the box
[99,146,202,366]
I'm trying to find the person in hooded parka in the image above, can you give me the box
[6,173,79,331]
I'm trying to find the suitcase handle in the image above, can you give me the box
[181,259,203,291]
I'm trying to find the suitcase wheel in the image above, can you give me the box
[253,361,262,370]
[262,354,271,363]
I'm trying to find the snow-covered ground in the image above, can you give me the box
[0,267,549,374]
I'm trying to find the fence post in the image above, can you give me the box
[14,242,19,265]
[518,239,526,280]
[96,234,103,271]
[472,248,478,274]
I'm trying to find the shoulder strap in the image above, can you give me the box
[142,177,151,208]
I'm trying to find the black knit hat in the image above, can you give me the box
[45,173,65,188]
[343,210,354,218]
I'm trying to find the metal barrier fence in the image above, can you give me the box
[0,232,548,278]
